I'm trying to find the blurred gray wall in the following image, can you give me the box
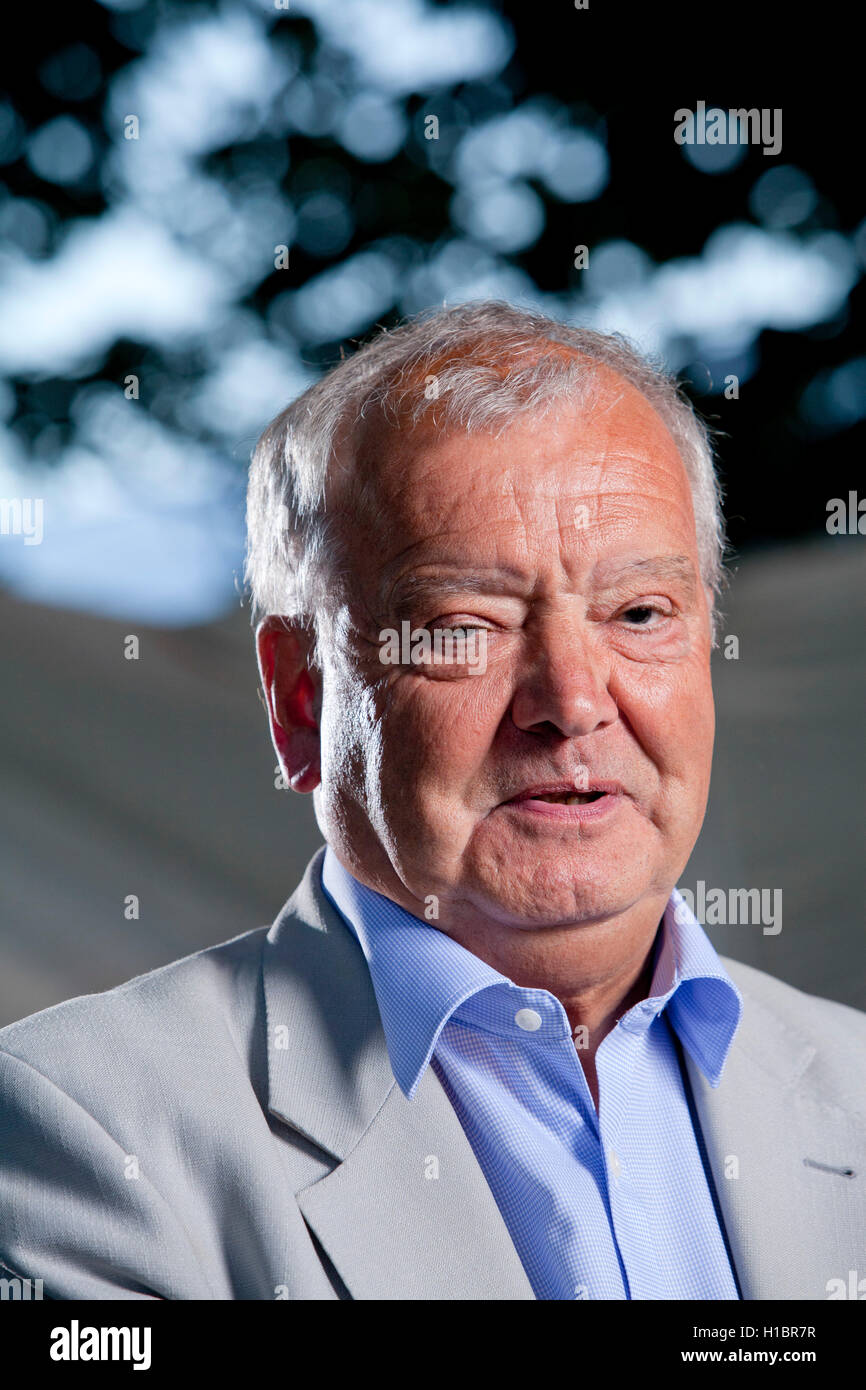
[0,532,863,1026]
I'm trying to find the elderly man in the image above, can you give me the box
[0,302,863,1301]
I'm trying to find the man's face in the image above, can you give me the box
[302,366,715,931]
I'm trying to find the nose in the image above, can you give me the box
[509,615,619,739]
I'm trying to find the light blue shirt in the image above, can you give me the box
[320,846,743,1301]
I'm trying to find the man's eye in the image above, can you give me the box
[429,620,489,635]
[621,605,665,626]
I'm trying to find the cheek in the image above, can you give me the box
[614,658,715,783]
[373,670,508,804]
[399,680,492,767]
[319,664,387,801]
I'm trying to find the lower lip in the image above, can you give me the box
[500,793,624,822]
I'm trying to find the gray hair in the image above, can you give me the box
[245,300,728,651]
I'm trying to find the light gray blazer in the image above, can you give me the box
[1,847,864,1300]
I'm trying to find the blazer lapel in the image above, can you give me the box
[685,961,866,1300]
[262,849,535,1300]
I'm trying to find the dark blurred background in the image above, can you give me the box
[0,1,863,1024]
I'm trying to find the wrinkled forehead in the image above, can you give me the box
[333,353,688,528]
[329,336,596,481]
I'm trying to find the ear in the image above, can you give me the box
[255,616,321,793]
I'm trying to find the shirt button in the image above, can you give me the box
[608,1149,622,1180]
[514,1008,543,1032]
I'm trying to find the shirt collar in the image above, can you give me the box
[646,888,742,1085]
[320,847,742,1099]
[321,847,510,1098]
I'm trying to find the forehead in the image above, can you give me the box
[345,361,694,541]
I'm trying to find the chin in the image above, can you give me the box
[463,857,652,929]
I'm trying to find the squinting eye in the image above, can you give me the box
[429,621,489,636]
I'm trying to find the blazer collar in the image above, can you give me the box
[261,848,536,1299]
[685,959,866,1300]
[262,847,395,1162]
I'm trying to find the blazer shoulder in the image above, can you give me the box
[0,924,282,1299]
[720,954,866,1040]
[0,924,270,1098]
[720,954,866,1112]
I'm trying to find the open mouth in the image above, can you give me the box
[499,781,625,815]
[529,790,605,805]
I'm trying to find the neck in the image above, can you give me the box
[442,904,663,1047]
[328,842,669,1099]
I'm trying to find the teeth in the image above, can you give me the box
[537,791,600,804]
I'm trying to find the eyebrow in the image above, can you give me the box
[593,555,698,594]
[385,556,698,611]
[387,570,526,610]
